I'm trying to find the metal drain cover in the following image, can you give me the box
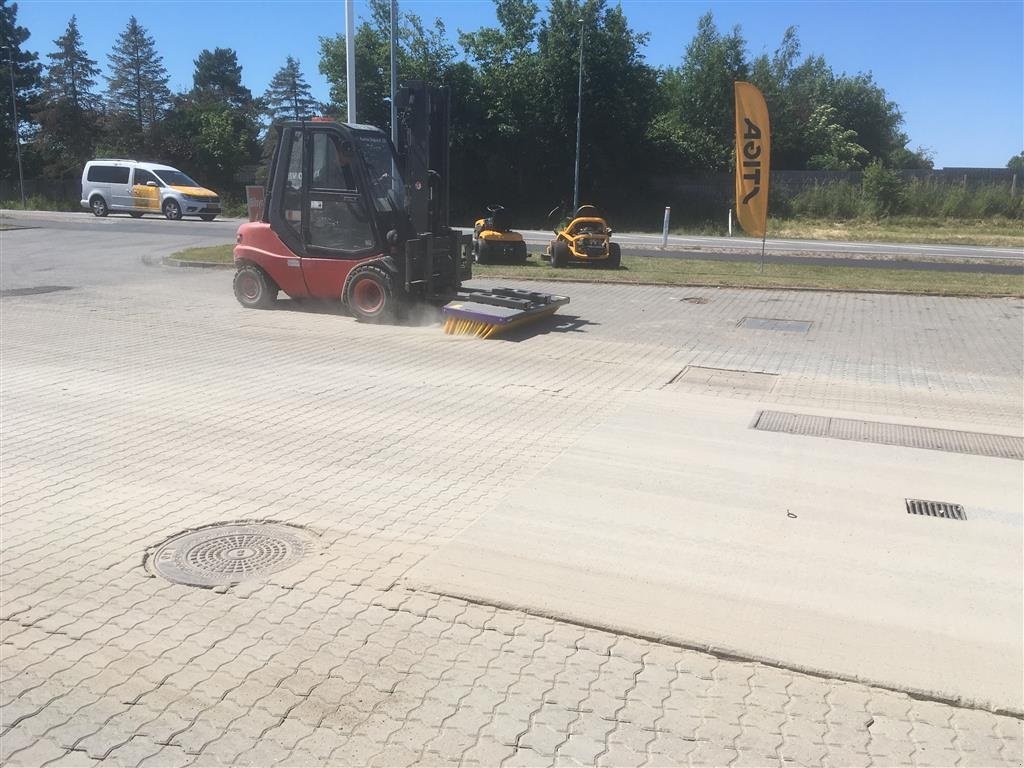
[149,522,312,587]
[906,499,966,521]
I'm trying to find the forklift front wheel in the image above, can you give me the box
[346,265,396,323]
[233,264,278,309]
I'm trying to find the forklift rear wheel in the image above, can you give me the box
[233,264,278,309]
[346,265,396,323]
[552,241,570,268]
[608,242,621,269]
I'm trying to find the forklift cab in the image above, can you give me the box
[267,121,408,263]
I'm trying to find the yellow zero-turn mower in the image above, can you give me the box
[472,205,529,264]
[545,204,620,269]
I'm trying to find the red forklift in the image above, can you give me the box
[232,82,567,338]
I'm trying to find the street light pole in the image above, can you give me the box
[572,17,585,213]
[390,0,398,144]
[345,0,357,123]
[3,45,26,208]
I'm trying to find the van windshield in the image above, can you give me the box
[154,170,200,188]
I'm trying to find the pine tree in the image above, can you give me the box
[263,56,319,122]
[192,47,253,108]
[45,15,99,112]
[0,0,43,180]
[106,16,171,130]
[35,14,101,174]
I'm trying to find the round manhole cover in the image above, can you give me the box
[149,523,312,587]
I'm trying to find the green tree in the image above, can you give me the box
[804,104,867,170]
[192,47,253,108]
[319,0,458,130]
[749,27,834,169]
[652,12,747,172]
[263,56,319,122]
[34,15,100,175]
[156,48,263,194]
[105,16,171,133]
[0,0,43,180]
[1006,152,1024,173]
[862,159,903,217]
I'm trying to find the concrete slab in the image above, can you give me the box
[402,390,1024,713]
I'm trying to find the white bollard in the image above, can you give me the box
[728,208,733,237]
[662,206,671,248]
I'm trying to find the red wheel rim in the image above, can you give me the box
[239,274,260,301]
[352,278,384,314]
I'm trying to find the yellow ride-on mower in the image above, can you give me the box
[472,205,528,264]
[545,204,621,269]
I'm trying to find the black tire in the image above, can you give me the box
[129,211,143,218]
[514,241,528,264]
[233,264,278,309]
[552,240,570,268]
[200,214,216,222]
[345,264,397,323]
[608,242,621,269]
[474,239,490,265]
[163,199,182,221]
[90,195,109,217]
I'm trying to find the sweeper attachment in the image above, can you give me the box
[231,82,567,337]
[442,288,569,338]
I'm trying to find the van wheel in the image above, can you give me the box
[90,196,109,217]
[233,264,278,309]
[129,212,143,218]
[163,200,182,221]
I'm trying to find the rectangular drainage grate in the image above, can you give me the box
[906,499,966,521]
[753,410,1024,460]
[740,317,812,333]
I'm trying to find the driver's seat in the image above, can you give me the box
[486,206,512,232]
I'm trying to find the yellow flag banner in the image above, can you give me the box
[734,81,771,238]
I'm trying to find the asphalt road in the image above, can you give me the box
[515,227,1024,262]
[4,210,1021,270]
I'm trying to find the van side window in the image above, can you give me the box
[87,166,130,184]
[133,169,160,186]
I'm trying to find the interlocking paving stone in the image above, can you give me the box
[1,249,1022,767]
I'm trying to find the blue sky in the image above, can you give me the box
[15,0,1024,168]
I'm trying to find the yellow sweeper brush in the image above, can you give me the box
[441,288,570,339]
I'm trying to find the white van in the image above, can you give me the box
[80,160,221,221]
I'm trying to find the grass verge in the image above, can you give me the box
[173,244,234,264]
[673,217,1023,248]
[172,243,1023,297]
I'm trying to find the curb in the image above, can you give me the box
[471,271,1024,299]
[164,257,233,270]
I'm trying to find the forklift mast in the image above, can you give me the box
[395,81,450,235]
